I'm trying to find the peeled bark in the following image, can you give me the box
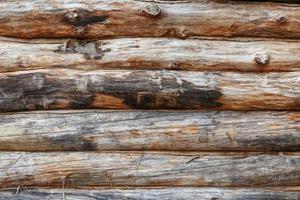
[0,187,299,200]
[0,110,299,151]
[0,152,299,187]
[1,37,300,72]
[1,69,300,111]
[0,0,300,39]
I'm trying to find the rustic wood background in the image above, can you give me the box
[0,0,299,199]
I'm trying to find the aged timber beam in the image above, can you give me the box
[1,69,300,111]
[1,37,300,72]
[0,152,299,187]
[0,187,299,200]
[0,0,300,39]
[230,0,300,3]
[0,111,299,151]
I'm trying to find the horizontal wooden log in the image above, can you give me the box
[0,152,299,187]
[0,111,299,151]
[1,0,300,39]
[2,69,300,111]
[1,37,300,72]
[0,187,300,200]
[232,0,300,3]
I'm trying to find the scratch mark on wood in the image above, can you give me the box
[185,156,200,164]
[136,153,145,170]
[15,186,20,196]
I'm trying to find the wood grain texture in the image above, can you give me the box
[231,0,300,2]
[0,0,300,39]
[2,69,300,111]
[0,187,299,200]
[0,110,299,151]
[1,37,300,72]
[0,152,299,187]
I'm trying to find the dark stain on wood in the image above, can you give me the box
[236,136,300,151]
[264,171,300,186]
[55,40,111,60]
[100,72,222,109]
[0,70,223,111]
[48,133,86,151]
[159,28,190,39]
[63,9,108,27]
[46,127,98,151]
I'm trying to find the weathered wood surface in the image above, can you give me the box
[2,69,300,111]
[1,37,300,72]
[234,0,300,2]
[0,187,300,200]
[0,152,299,187]
[1,0,300,39]
[242,0,300,2]
[0,111,299,151]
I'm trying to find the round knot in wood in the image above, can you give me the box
[65,10,80,22]
[142,3,161,16]
[254,51,270,65]
[276,15,287,24]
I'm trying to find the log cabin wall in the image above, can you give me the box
[0,0,299,199]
